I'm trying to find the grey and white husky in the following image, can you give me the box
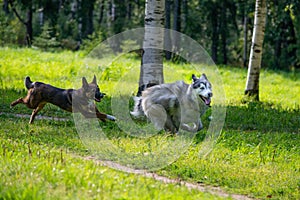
[130,74,212,133]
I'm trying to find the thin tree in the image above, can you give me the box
[164,0,172,60]
[137,0,165,96]
[243,0,249,68]
[8,0,33,46]
[3,0,9,14]
[172,0,180,61]
[245,0,267,101]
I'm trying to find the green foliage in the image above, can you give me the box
[33,23,60,51]
[0,48,299,199]
[0,13,26,46]
[3,0,300,70]
[81,31,104,53]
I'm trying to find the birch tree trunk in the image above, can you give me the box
[137,0,165,96]
[244,0,267,101]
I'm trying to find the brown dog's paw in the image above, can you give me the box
[107,115,116,121]
[10,101,17,108]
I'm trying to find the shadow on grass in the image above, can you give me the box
[224,102,299,133]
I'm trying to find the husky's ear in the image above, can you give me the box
[200,73,207,79]
[192,74,198,82]
[92,75,97,84]
[82,77,89,89]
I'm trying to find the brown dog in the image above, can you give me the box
[10,75,116,124]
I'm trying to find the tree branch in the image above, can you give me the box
[8,0,27,26]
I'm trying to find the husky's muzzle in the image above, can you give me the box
[200,92,212,106]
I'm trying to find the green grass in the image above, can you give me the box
[0,47,299,199]
[0,131,222,200]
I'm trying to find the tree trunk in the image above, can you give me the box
[3,0,9,14]
[127,0,132,20]
[164,0,172,60]
[289,4,300,68]
[245,0,267,100]
[242,0,248,68]
[98,0,104,24]
[243,15,248,68]
[211,14,219,63]
[137,0,165,96]
[9,0,33,46]
[26,7,33,46]
[211,4,219,63]
[220,1,227,65]
[86,0,95,36]
[182,0,188,33]
[107,0,126,52]
[172,0,181,61]
[80,0,95,38]
[77,0,83,41]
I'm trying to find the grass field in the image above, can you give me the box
[0,47,299,199]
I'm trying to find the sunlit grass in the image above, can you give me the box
[0,131,223,200]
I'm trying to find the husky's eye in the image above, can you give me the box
[200,86,205,90]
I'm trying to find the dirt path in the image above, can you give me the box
[84,156,254,200]
[0,112,70,122]
[2,112,254,199]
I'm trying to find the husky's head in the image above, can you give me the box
[192,74,213,106]
[82,75,105,102]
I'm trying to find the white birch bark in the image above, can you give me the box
[138,0,165,95]
[245,0,267,100]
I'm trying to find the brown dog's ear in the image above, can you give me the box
[82,77,89,89]
[92,75,97,84]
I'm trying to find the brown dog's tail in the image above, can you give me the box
[25,76,34,89]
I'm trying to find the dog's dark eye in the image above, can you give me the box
[200,86,205,90]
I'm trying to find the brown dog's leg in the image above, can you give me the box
[79,109,107,122]
[79,108,115,122]
[29,103,46,124]
[96,109,107,122]
[10,98,25,107]
[96,109,116,121]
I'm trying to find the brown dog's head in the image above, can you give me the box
[82,75,105,102]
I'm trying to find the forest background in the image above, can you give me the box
[1,0,300,71]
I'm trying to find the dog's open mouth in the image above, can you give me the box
[200,95,211,106]
[94,93,105,102]
[94,98,101,102]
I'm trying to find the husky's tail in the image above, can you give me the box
[130,96,145,118]
[25,76,34,90]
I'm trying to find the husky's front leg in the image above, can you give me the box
[164,115,178,133]
[197,119,203,131]
[144,104,167,131]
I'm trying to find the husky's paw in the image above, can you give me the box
[181,123,199,132]
[130,111,138,117]
[130,111,144,118]
[107,115,116,121]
